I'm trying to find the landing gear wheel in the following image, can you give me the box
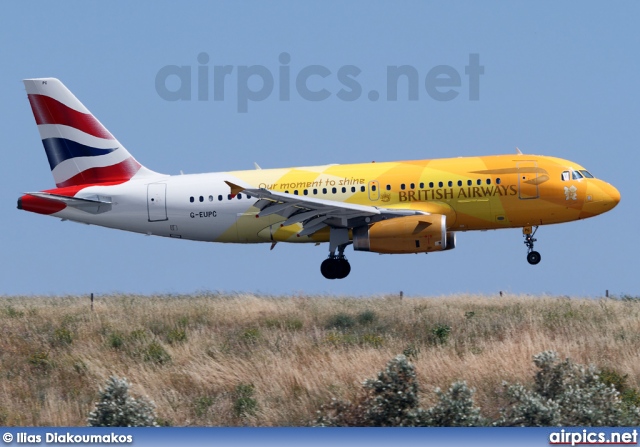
[523,226,542,265]
[320,257,351,279]
[335,259,351,279]
[321,258,337,279]
[527,251,541,265]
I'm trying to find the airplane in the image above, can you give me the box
[18,78,621,279]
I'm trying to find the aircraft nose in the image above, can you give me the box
[604,182,621,208]
[582,180,620,216]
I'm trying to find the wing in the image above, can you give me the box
[225,181,426,237]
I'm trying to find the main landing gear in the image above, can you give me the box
[321,244,351,279]
[523,226,541,265]
[321,227,352,279]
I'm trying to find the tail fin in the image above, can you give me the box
[23,78,157,188]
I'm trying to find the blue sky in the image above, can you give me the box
[2,2,638,297]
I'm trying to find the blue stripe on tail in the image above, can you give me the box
[42,138,118,170]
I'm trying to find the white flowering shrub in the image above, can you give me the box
[316,355,483,426]
[498,351,640,426]
[420,381,484,426]
[88,376,158,427]
[317,351,640,427]
[360,354,422,426]
[316,355,422,426]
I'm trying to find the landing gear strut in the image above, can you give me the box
[321,244,351,279]
[523,226,541,265]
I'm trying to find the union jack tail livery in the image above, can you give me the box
[18,78,620,279]
[24,78,155,188]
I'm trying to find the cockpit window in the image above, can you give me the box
[571,170,584,180]
[580,170,594,178]
[561,171,570,181]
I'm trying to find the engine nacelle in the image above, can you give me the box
[353,214,455,254]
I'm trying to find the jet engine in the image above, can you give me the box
[352,214,456,254]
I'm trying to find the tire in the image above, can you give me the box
[527,251,541,265]
[321,258,337,279]
[334,259,351,279]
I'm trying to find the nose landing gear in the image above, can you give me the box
[523,226,541,265]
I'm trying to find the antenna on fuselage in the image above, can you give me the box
[254,162,262,170]
[515,147,523,155]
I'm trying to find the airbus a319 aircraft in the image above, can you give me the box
[18,78,620,279]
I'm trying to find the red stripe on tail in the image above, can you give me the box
[28,94,114,140]
[56,157,142,188]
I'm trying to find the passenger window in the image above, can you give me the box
[227,194,232,200]
[351,186,356,192]
[304,190,308,195]
[323,188,327,194]
[401,184,406,190]
[448,181,453,187]
[237,193,242,199]
[332,187,337,194]
[561,171,570,181]
[293,190,298,195]
[486,179,491,185]
[313,188,318,194]
[190,196,194,203]
[438,181,443,187]
[218,195,223,201]
[429,182,434,188]
[410,183,415,189]
[341,187,346,193]
[476,179,481,185]
[457,180,462,187]
[467,180,472,186]
[420,182,424,188]
[199,196,204,202]
[496,178,501,185]
[360,186,365,192]
[209,195,213,202]
[247,195,251,199]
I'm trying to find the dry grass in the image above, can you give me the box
[0,293,639,426]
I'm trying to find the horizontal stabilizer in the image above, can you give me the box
[24,192,112,214]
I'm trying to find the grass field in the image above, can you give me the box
[1,293,639,426]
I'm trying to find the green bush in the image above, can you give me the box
[87,376,158,427]
[431,324,451,345]
[4,306,24,318]
[326,313,356,330]
[28,351,52,371]
[143,342,171,365]
[53,326,73,347]
[194,396,215,418]
[241,328,261,343]
[166,328,187,344]
[108,332,124,350]
[233,383,258,418]
[357,310,378,325]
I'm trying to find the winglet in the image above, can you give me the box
[224,181,245,198]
